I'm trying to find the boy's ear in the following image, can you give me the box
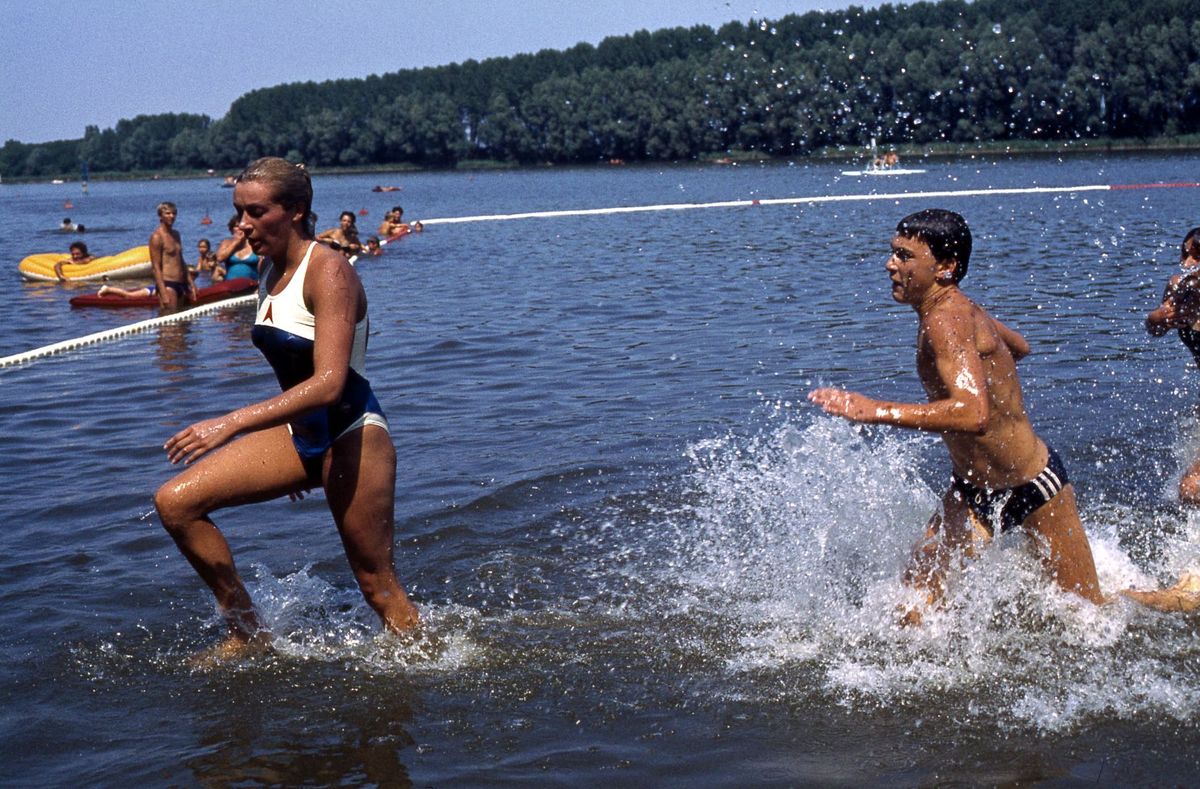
[936,257,958,282]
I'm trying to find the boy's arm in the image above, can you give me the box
[1147,274,1200,336]
[149,230,170,306]
[149,230,165,285]
[1146,279,1178,336]
[809,312,990,434]
[990,315,1030,361]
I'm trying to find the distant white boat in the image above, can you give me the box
[841,167,927,176]
[51,179,64,184]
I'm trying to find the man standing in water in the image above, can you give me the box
[808,209,1105,623]
[149,201,196,311]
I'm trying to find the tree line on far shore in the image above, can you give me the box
[3,0,1198,179]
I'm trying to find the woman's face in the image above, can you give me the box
[233,180,302,258]
[197,240,210,255]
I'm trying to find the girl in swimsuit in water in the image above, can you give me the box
[155,157,419,657]
[215,215,261,281]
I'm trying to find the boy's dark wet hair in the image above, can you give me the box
[70,241,88,255]
[1182,227,1200,261]
[896,208,972,282]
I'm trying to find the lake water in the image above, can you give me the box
[1,153,1198,786]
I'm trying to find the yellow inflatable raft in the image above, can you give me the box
[19,245,153,282]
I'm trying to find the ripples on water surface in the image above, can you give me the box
[2,154,1199,786]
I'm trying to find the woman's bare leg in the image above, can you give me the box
[1121,572,1200,611]
[323,425,419,632]
[155,425,313,644]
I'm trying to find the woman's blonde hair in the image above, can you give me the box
[236,157,317,236]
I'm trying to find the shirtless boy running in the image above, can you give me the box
[149,201,196,311]
[809,209,1105,623]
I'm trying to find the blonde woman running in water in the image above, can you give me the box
[155,157,418,658]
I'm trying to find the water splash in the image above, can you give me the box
[653,410,1200,732]
[233,564,483,674]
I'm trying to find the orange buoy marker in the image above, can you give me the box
[358,207,369,216]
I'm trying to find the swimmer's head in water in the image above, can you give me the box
[236,157,315,236]
[896,208,972,283]
[69,241,89,259]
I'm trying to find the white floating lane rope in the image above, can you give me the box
[1,244,377,369]
[0,293,256,368]
[4,181,1197,369]
[417,182,1199,226]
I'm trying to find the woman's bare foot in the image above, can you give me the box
[381,597,420,634]
[1120,572,1200,613]
[188,628,272,669]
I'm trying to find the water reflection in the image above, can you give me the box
[185,665,416,788]
[155,321,193,377]
[209,306,255,352]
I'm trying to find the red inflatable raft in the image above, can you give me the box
[69,277,257,309]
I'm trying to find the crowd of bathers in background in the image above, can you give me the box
[51,196,423,304]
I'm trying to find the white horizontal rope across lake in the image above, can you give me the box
[417,183,1128,226]
[0,294,256,368]
[4,181,1196,369]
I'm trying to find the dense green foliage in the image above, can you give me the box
[4,0,1198,178]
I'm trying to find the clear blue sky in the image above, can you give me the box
[0,0,898,144]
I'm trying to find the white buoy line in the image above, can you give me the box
[416,183,1134,226]
[5,181,1196,369]
[0,293,257,368]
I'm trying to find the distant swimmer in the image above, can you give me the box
[194,238,222,282]
[214,214,260,281]
[378,205,409,237]
[364,235,383,256]
[53,241,95,281]
[148,201,196,310]
[155,157,419,659]
[317,210,363,256]
[60,217,76,232]
[809,209,1105,624]
[372,185,402,192]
